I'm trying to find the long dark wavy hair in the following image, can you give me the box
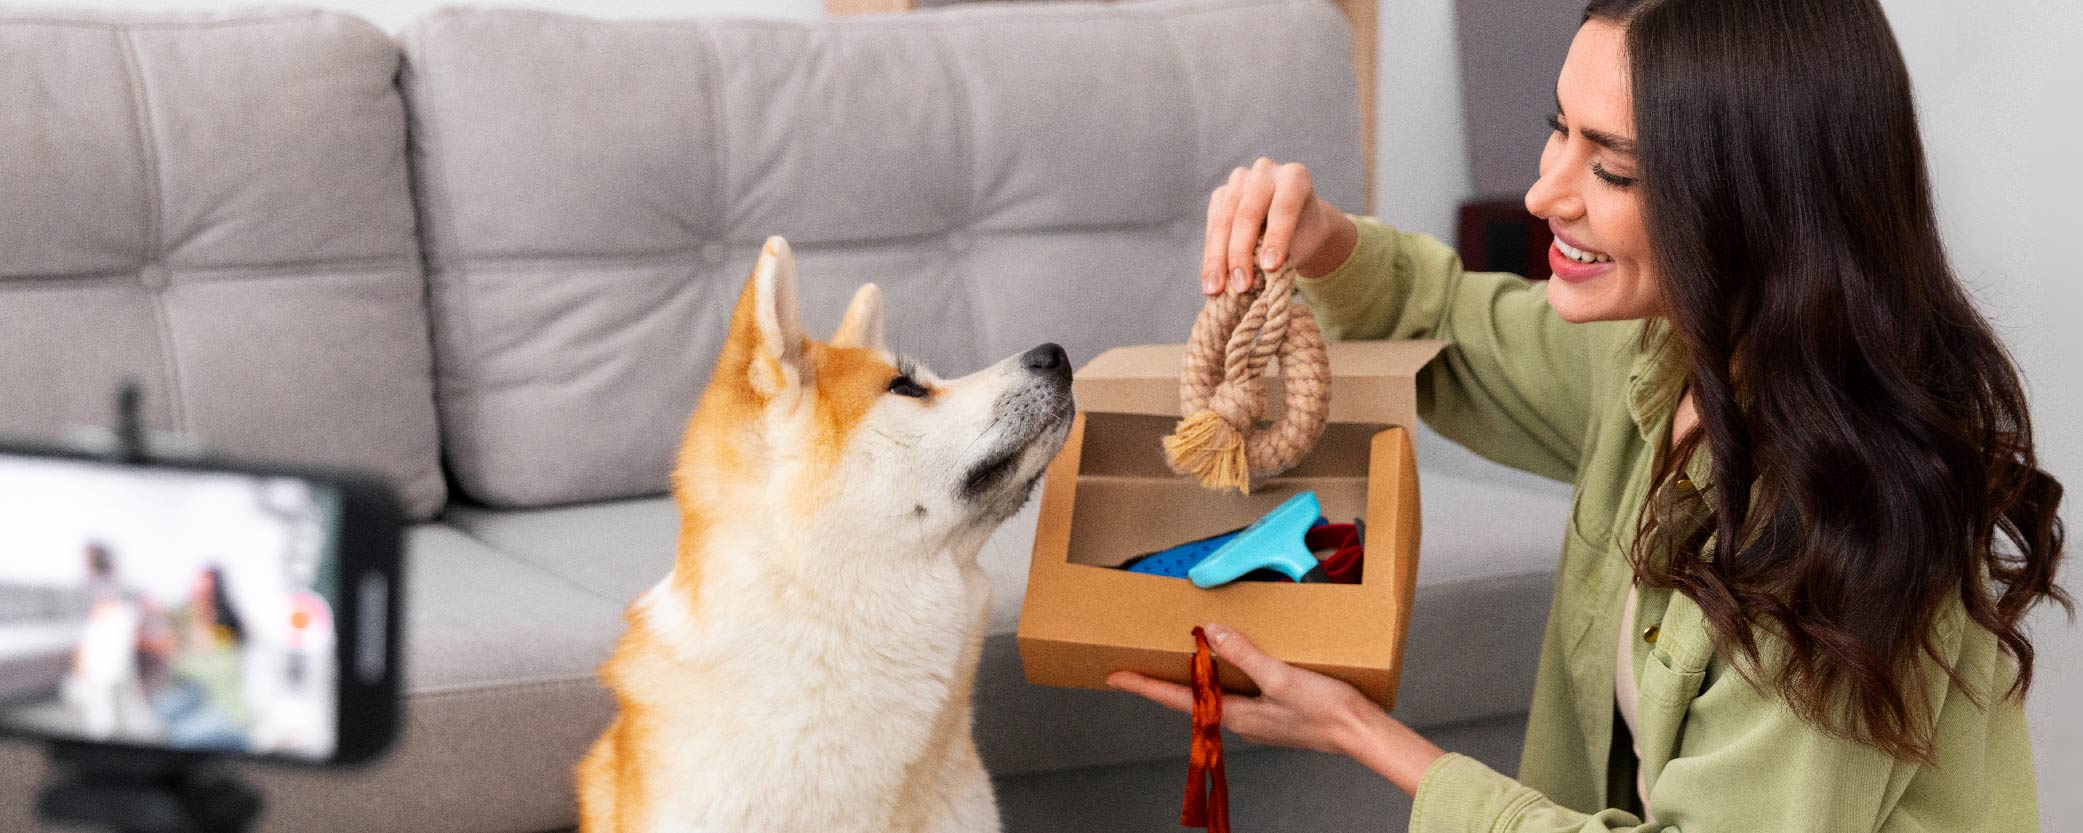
[1585,0,2069,763]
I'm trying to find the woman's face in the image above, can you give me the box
[1525,20,1663,323]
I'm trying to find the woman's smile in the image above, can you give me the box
[1547,220,1616,283]
[1524,20,1658,321]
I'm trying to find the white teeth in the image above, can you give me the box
[1555,238,1612,264]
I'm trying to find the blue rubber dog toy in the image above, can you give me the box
[1187,491,1324,587]
[1121,527,1249,579]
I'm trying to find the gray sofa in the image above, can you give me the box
[0,2,1571,831]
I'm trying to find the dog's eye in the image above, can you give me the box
[888,375,929,398]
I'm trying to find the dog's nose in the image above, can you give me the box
[1022,343,1070,380]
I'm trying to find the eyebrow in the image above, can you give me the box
[1554,94,1637,156]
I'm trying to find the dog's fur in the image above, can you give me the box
[575,238,1073,833]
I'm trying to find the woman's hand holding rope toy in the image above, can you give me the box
[1164,262,1330,493]
[1168,158,1357,493]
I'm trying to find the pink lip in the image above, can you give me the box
[1545,219,1616,283]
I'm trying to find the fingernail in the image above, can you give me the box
[1230,268,1247,292]
[1204,624,1230,644]
[1259,248,1282,271]
[1202,272,1219,295]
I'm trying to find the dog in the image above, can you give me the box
[576,237,1074,833]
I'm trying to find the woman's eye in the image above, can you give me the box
[888,376,929,398]
[1592,161,1637,189]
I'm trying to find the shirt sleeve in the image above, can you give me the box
[1404,606,2035,833]
[1296,216,1624,483]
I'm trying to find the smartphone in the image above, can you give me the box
[0,443,404,766]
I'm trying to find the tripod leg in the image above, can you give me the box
[36,744,261,833]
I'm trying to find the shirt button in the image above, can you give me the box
[1642,625,1660,644]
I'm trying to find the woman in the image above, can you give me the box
[1110,0,2069,829]
[156,565,254,751]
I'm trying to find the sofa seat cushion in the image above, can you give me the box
[443,497,681,610]
[444,494,1045,636]
[439,416,1578,628]
[393,525,627,692]
[438,424,1575,778]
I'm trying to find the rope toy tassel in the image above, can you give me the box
[1181,626,1230,833]
[1163,264,1331,493]
[1160,410,1249,492]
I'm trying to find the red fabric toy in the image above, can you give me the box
[1305,521,1365,584]
[1182,627,1230,833]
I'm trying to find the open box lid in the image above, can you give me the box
[1073,340,1448,427]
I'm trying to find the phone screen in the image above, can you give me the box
[0,453,344,761]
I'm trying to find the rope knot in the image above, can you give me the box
[1162,265,1330,493]
[1206,380,1262,429]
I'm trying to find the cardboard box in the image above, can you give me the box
[1017,340,1445,706]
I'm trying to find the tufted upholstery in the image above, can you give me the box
[0,9,446,518]
[400,0,1364,507]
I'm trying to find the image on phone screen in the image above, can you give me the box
[0,455,344,761]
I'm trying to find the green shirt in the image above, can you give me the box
[1296,216,2040,833]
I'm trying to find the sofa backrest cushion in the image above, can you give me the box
[403,0,1362,507]
[0,8,447,518]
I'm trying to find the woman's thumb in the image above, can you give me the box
[1203,624,1283,683]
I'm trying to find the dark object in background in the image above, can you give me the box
[1457,199,1555,280]
[37,744,263,833]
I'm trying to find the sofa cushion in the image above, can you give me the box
[439,492,1562,779]
[445,494,1043,634]
[0,8,447,518]
[394,525,627,692]
[400,0,1365,507]
[442,420,1575,629]
[440,420,1575,779]
[445,498,681,606]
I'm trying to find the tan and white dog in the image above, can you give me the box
[576,237,1073,833]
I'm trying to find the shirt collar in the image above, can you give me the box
[1626,317,1690,445]
[1628,318,1725,561]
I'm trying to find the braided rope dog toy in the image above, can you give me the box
[1161,263,1331,494]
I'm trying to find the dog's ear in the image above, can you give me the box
[729,236,806,398]
[830,283,885,353]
